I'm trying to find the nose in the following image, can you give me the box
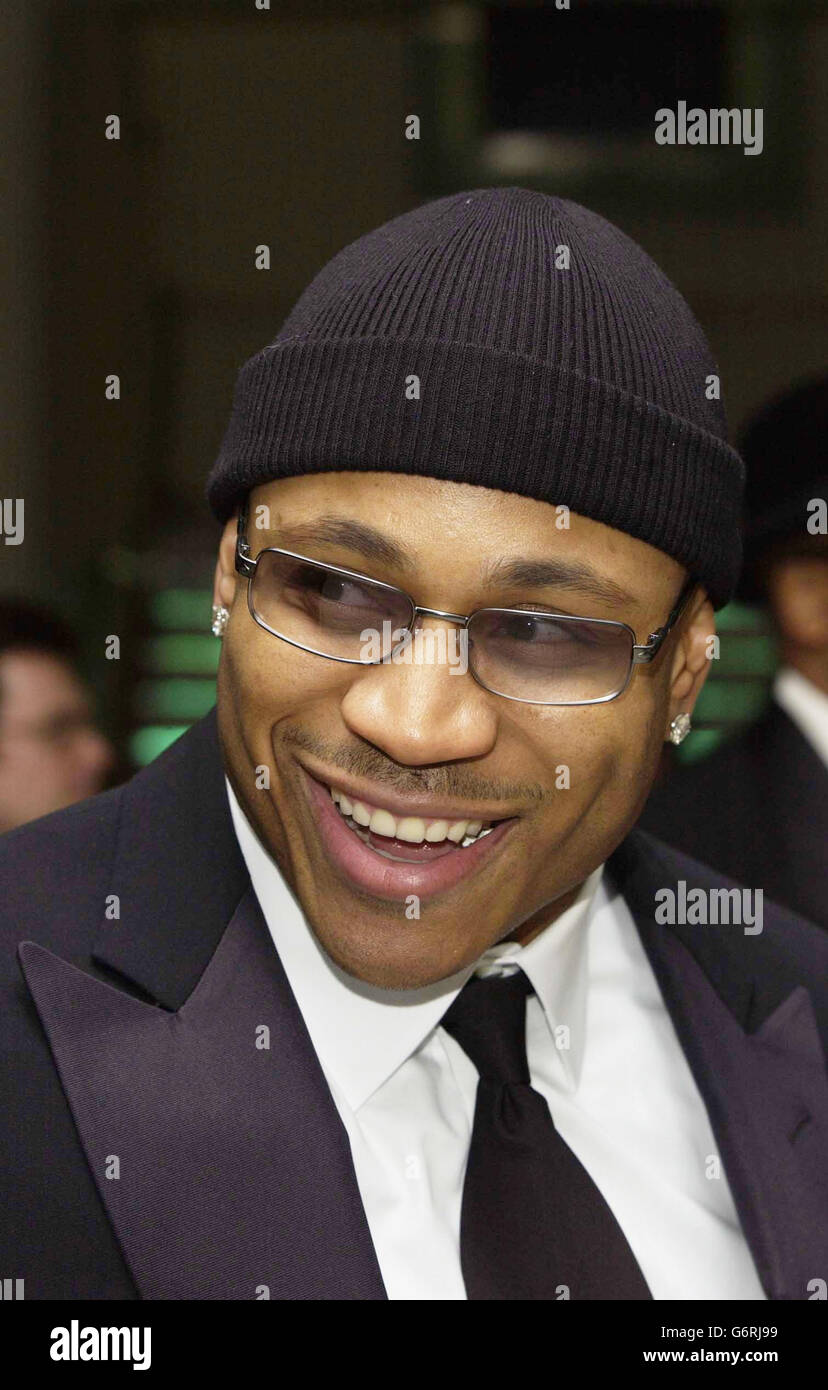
[339,616,499,766]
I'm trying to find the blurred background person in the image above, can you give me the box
[640,375,828,927]
[0,599,115,831]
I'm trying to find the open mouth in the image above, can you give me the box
[300,765,518,902]
[328,786,500,863]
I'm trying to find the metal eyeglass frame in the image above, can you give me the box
[234,495,697,706]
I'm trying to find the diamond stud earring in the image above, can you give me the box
[211,604,229,638]
[667,712,692,745]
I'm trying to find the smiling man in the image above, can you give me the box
[215,473,699,987]
[2,188,827,1303]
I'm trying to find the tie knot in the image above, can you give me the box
[441,969,533,1085]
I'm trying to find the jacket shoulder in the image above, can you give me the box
[0,711,229,986]
[621,827,828,1030]
[0,784,124,969]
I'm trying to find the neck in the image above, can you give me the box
[504,880,585,946]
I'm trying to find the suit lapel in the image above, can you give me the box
[609,832,828,1300]
[87,706,252,1009]
[19,884,387,1300]
[17,709,387,1300]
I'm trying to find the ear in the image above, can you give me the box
[665,586,716,726]
[212,515,239,611]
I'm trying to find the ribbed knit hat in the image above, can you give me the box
[207,187,744,608]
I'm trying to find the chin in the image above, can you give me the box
[310,915,463,991]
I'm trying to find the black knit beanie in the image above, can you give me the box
[207,187,743,609]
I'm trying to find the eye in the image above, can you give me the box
[279,562,409,630]
[301,570,359,602]
[287,565,376,610]
[486,612,607,651]
[490,613,573,643]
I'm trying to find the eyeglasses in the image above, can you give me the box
[234,497,696,706]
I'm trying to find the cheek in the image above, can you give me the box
[526,695,658,809]
[223,623,349,729]
[574,695,665,818]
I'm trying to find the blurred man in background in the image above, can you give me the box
[0,599,115,831]
[640,375,828,928]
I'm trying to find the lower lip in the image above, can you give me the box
[301,767,517,903]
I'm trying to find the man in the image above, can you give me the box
[0,599,114,830]
[1,188,826,1301]
[640,376,828,927]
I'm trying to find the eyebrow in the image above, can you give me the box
[274,517,404,569]
[480,557,635,608]
[270,516,636,608]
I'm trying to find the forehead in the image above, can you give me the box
[249,473,682,596]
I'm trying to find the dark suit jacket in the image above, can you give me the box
[2,707,827,1300]
[639,701,828,930]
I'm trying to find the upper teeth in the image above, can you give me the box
[328,785,494,846]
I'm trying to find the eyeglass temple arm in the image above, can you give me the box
[631,575,698,665]
[234,496,256,577]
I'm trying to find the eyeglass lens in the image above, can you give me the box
[250,551,634,703]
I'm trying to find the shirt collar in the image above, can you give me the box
[773,666,828,769]
[502,862,604,1089]
[226,775,603,1109]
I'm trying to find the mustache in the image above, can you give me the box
[279,726,550,805]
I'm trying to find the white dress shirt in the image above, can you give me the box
[773,666,828,769]
[226,777,765,1301]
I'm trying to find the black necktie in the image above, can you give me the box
[440,968,653,1300]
